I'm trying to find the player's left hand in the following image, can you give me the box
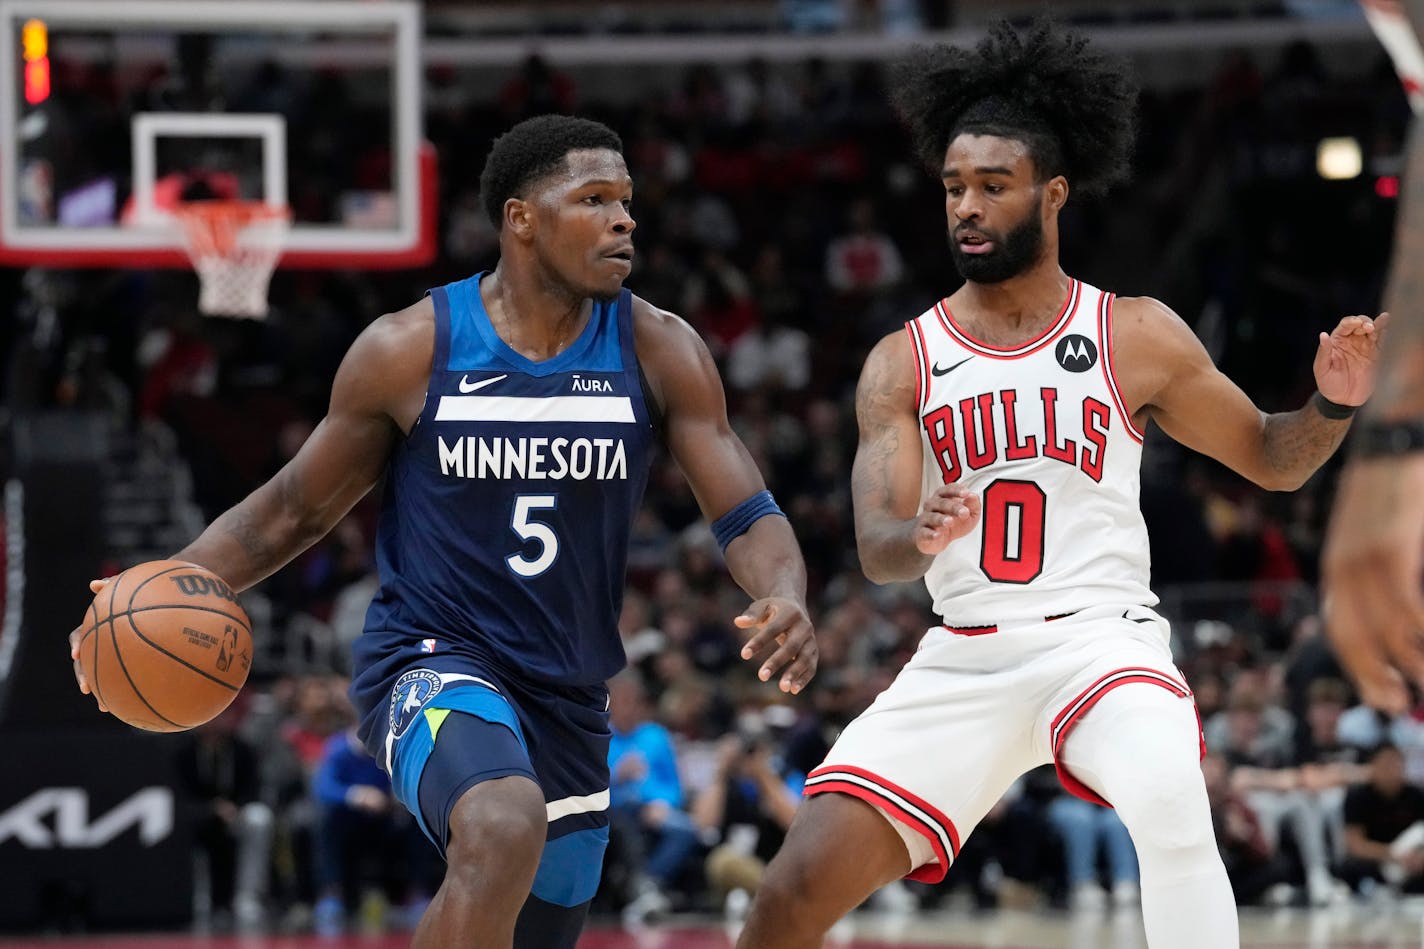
[1314,312,1389,407]
[69,577,112,713]
[735,596,817,695]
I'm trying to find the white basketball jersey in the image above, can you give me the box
[905,278,1155,624]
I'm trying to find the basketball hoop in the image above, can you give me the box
[174,200,291,319]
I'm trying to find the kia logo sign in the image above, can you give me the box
[0,787,173,848]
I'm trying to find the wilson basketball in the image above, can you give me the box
[77,560,252,733]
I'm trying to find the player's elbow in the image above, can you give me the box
[856,548,922,585]
[857,553,892,584]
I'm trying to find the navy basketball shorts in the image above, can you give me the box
[375,661,611,908]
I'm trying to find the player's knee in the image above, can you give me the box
[445,776,546,875]
[755,857,820,926]
[1112,766,1213,856]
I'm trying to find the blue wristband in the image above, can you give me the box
[710,490,785,552]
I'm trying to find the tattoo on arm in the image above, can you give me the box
[222,506,273,565]
[1263,406,1351,484]
[196,468,312,586]
[852,348,932,581]
[851,420,899,515]
[1373,119,1424,421]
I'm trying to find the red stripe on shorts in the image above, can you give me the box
[805,764,961,883]
[1049,666,1198,807]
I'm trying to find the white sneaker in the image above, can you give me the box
[1111,880,1140,908]
[1070,882,1108,912]
[870,880,918,914]
[1263,882,1298,908]
[724,887,752,923]
[1307,870,1343,908]
[621,885,672,929]
[233,894,264,931]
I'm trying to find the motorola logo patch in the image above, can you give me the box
[1054,335,1098,372]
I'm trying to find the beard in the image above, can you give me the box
[949,209,1045,284]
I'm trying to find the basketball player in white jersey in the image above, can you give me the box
[1324,1,1424,714]
[737,21,1385,949]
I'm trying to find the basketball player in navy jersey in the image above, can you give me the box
[70,115,817,948]
[738,22,1383,949]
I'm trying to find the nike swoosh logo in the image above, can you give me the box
[931,356,973,377]
[458,373,507,393]
[1122,610,1154,624]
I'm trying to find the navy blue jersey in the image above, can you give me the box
[352,273,655,745]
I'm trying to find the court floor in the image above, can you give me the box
[0,908,1421,949]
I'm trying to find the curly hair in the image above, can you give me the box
[479,114,624,228]
[890,19,1137,197]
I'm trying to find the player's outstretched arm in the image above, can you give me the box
[170,303,431,592]
[1120,297,1383,491]
[633,299,816,694]
[851,331,981,584]
[69,303,429,706]
[1322,5,1424,713]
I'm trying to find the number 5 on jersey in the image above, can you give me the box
[507,495,559,578]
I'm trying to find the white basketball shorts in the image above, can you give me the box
[803,602,1201,882]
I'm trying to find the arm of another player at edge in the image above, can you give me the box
[1367,119,1424,422]
[171,306,428,592]
[1119,297,1355,492]
[851,331,935,582]
[632,299,816,692]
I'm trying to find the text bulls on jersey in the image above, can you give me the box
[924,387,1111,484]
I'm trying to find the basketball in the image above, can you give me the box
[76,560,252,733]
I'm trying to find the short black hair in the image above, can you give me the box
[479,114,624,228]
[890,18,1137,197]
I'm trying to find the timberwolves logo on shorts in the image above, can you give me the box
[390,669,443,739]
[1055,334,1099,372]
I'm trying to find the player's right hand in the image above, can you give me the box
[69,578,111,713]
[914,484,981,555]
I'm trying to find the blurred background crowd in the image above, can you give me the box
[5,0,1424,937]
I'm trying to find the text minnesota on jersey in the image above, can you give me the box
[437,435,629,481]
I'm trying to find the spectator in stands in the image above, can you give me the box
[1291,679,1371,862]
[174,699,273,931]
[682,248,759,356]
[606,670,701,924]
[1046,791,1140,910]
[1341,744,1424,896]
[497,54,576,121]
[692,718,801,918]
[726,312,812,394]
[824,197,904,295]
[311,724,432,935]
[1202,753,1291,905]
[1208,675,1339,905]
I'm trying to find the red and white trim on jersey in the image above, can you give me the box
[1049,666,1199,807]
[805,764,961,883]
[906,318,932,413]
[935,278,1081,359]
[1096,292,1145,444]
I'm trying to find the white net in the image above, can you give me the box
[175,201,291,319]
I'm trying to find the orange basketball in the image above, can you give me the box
[76,560,252,732]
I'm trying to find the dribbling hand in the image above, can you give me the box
[736,597,817,695]
[69,578,111,713]
[915,484,982,555]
